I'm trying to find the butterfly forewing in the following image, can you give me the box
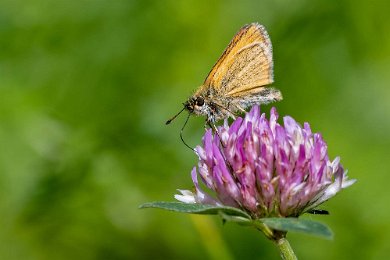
[202,23,274,95]
[224,42,273,96]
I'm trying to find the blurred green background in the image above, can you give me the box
[1,0,389,259]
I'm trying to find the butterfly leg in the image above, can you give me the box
[206,119,226,148]
[206,119,219,135]
[213,101,239,120]
[234,104,247,113]
[225,102,237,120]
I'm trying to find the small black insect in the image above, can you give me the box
[307,209,329,215]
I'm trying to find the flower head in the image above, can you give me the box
[175,106,355,218]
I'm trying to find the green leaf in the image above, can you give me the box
[260,217,333,239]
[139,201,251,219]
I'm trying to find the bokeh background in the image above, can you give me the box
[1,0,389,259]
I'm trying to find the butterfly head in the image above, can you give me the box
[184,95,220,123]
[166,96,208,125]
[184,96,206,115]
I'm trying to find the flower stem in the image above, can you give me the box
[274,237,297,260]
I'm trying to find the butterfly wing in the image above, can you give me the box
[202,23,275,97]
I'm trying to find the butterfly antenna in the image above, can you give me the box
[180,113,194,151]
[166,107,186,125]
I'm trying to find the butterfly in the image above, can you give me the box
[166,22,282,128]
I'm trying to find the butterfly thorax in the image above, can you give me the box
[184,90,234,123]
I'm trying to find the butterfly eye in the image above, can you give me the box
[196,97,204,106]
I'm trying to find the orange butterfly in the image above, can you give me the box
[167,23,282,126]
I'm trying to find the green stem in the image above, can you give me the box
[252,220,275,240]
[274,237,297,260]
[253,220,297,259]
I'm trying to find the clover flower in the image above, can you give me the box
[175,106,355,218]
